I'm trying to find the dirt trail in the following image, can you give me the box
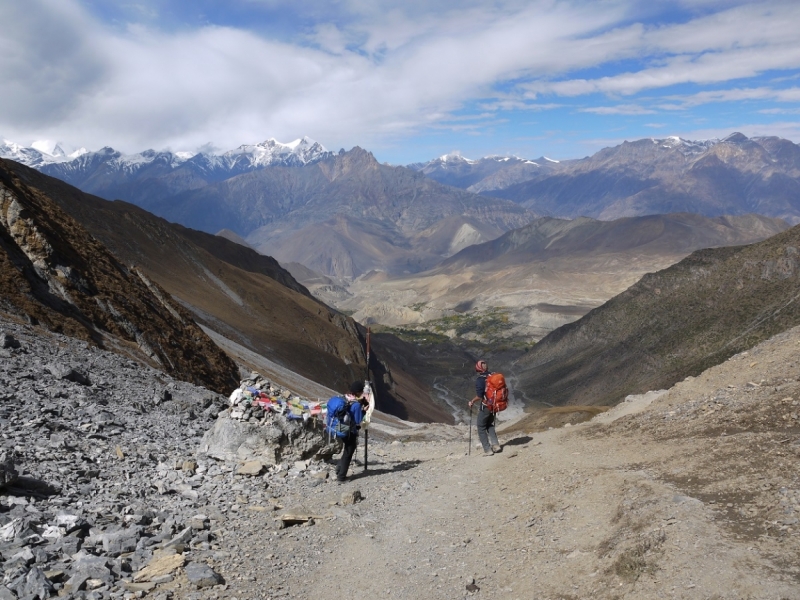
[191,326,800,600]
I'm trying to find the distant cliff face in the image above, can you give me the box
[514,223,800,407]
[0,159,239,393]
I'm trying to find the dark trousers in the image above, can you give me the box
[337,432,359,480]
[476,405,499,451]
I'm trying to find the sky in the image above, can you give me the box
[2,0,800,164]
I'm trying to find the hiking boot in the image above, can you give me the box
[482,448,494,456]
[492,445,502,453]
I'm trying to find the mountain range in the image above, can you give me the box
[145,147,532,278]
[417,134,800,223]
[0,139,533,279]
[7,132,800,279]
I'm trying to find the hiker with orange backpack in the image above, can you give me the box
[468,360,508,456]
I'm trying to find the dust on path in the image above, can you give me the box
[206,326,800,600]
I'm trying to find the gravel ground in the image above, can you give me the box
[2,313,800,600]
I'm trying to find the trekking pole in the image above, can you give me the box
[468,403,473,456]
[364,327,371,472]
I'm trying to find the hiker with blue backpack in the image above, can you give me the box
[326,381,371,482]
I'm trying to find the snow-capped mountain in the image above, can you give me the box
[408,136,726,194]
[0,138,87,168]
[0,136,331,175]
[222,136,331,168]
[0,137,334,210]
[408,152,560,192]
[652,135,717,156]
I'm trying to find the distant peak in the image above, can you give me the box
[31,140,66,156]
[723,132,749,143]
[543,156,559,163]
[439,151,472,163]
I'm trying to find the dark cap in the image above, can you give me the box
[350,380,365,396]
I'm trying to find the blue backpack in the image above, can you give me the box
[326,396,354,439]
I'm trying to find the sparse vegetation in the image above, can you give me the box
[611,531,666,582]
[425,307,513,338]
[370,324,450,345]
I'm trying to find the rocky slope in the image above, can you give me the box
[512,222,800,407]
[486,133,800,223]
[0,314,337,600]
[3,285,800,600]
[0,160,237,394]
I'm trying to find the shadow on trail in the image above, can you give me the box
[348,459,423,481]
[504,435,533,446]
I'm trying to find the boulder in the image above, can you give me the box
[0,452,19,489]
[100,526,143,555]
[200,414,332,463]
[341,490,363,506]
[45,363,91,385]
[8,566,53,600]
[133,552,185,583]
[236,461,265,476]
[184,561,222,589]
[1,332,20,349]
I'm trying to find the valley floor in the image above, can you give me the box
[183,328,800,600]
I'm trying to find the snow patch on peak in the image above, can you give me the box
[223,137,330,167]
[543,157,559,163]
[438,151,473,164]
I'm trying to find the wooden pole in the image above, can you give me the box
[364,327,371,471]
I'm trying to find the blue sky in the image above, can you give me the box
[2,0,800,163]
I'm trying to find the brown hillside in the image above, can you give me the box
[0,160,238,393]
[514,222,800,407]
[3,160,453,421]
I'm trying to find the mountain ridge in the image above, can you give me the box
[484,134,800,223]
[513,221,800,407]
[0,158,239,393]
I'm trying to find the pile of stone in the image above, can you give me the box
[200,373,336,468]
[0,315,347,600]
[226,372,326,423]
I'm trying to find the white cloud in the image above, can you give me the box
[528,2,800,97]
[760,108,800,115]
[659,87,800,109]
[580,104,657,115]
[678,121,800,142]
[1,0,799,155]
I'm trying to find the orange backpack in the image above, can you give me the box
[484,372,508,413]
